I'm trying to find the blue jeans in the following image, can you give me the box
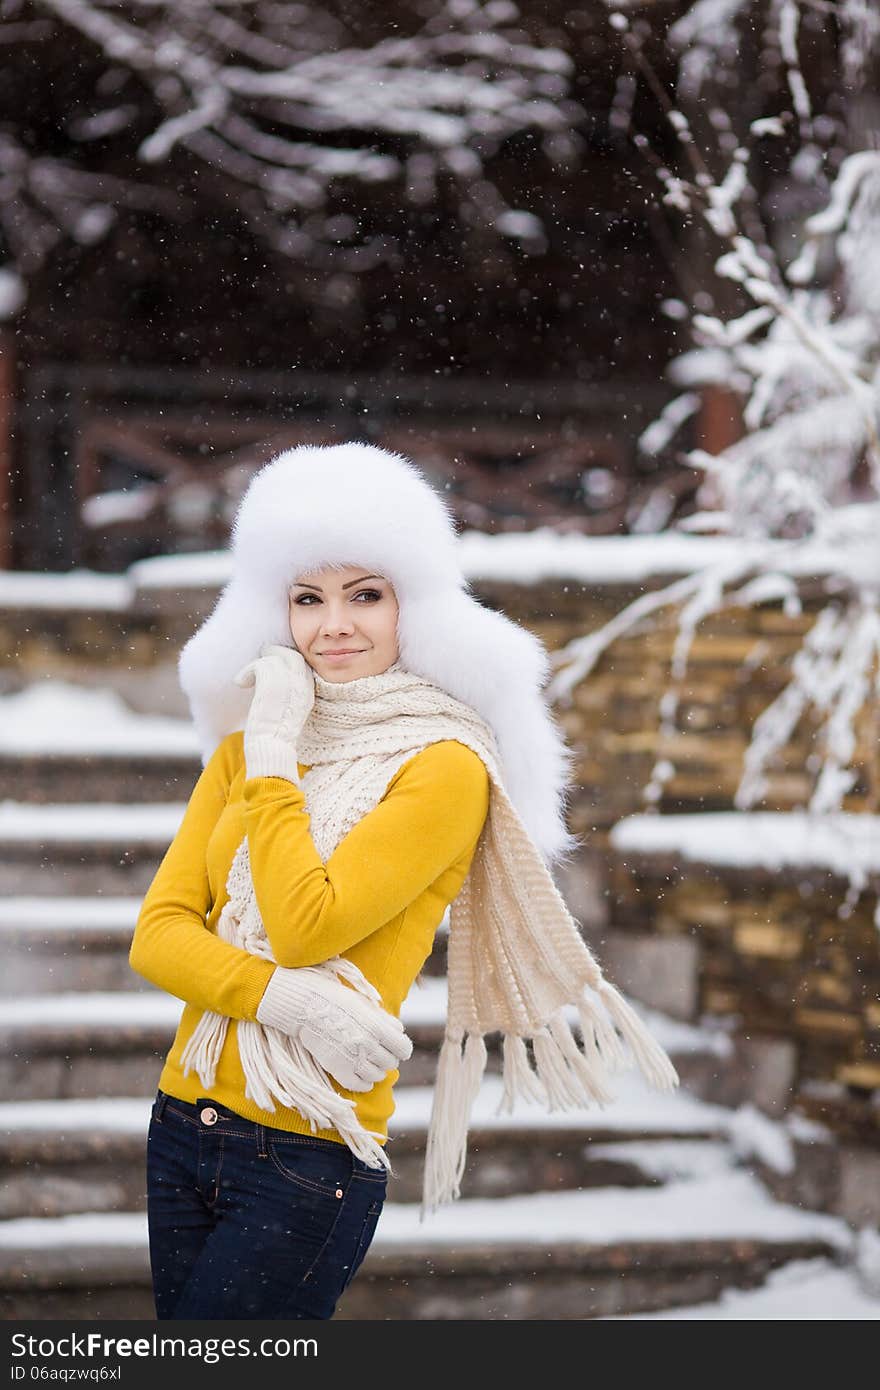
[146,1090,388,1320]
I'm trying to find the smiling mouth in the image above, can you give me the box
[320,649,366,656]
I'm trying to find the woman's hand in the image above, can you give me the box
[256,964,414,1092]
[233,643,316,782]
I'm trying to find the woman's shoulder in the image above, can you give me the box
[204,728,245,780]
[217,728,245,758]
[390,739,490,796]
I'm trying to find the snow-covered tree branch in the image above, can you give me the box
[0,0,582,312]
[549,0,880,919]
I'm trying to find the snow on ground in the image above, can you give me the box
[0,1168,856,1253]
[0,1070,731,1139]
[0,1097,152,1134]
[128,551,232,590]
[389,1072,734,1135]
[0,1071,823,1173]
[0,681,198,755]
[379,1170,856,1249]
[0,801,185,841]
[0,570,131,610]
[0,897,139,930]
[603,1257,880,1320]
[0,990,184,1027]
[0,528,854,616]
[9,792,875,881]
[584,1137,734,1181]
[610,810,880,876]
[455,529,823,584]
[123,531,869,590]
[0,977,728,1063]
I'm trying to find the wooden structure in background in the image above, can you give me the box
[17,361,684,571]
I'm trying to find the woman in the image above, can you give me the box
[130,441,679,1321]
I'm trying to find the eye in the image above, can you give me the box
[291,589,383,605]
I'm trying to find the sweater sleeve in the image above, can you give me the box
[128,732,276,1018]
[243,739,490,969]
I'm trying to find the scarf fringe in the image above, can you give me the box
[595,978,681,1091]
[423,984,680,1215]
[421,1032,488,1219]
[498,1033,546,1111]
[546,1009,616,1106]
[180,1009,230,1085]
[578,996,628,1074]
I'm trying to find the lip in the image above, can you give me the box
[319,649,367,657]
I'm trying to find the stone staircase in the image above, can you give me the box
[0,709,870,1319]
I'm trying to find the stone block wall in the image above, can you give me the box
[476,577,878,832]
[607,852,880,1144]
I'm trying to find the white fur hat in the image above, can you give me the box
[178,441,580,865]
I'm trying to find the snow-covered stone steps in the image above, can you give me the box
[0,986,465,1100]
[0,899,143,995]
[0,752,199,805]
[0,984,732,1103]
[0,803,184,897]
[0,1078,734,1219]
[0,1170,855,1320]
[0,898,449,994]
[0,1016,451,1100]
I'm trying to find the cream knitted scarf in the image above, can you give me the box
[180,661,680,1215]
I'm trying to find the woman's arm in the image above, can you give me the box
[244,739,490,969]
[129,733,276,1017]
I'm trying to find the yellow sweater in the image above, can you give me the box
[129,730,490,1147]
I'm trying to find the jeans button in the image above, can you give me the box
[200,1106,219,1126]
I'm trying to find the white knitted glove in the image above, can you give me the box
[233,642,315,782]
[256,965,414,1092]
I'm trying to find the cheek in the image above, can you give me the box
[379,604,400,644]
[288,606,311,641]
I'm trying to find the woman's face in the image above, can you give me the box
[288,564,400,682]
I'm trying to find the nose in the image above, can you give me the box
[319,601,357,636]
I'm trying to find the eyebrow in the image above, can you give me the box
[291,574,383,592]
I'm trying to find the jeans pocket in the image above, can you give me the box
[266,1136,353,1198]
[341,1197,384,1293]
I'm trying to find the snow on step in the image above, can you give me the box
[605,1257,880,1320]
[0,1098,152,1135]
[0,1170,855,1253]
[1,992,184,1028]
[0,802,185,843]
[0,534,851,618]
[579,1139,732,1182]
[0,979,731,1060]
[0,571,131,611]
[0,1071,733,1140]
[0,979,447,1031]
[0,682,199,756]
[0,898,139,932]
[377,1171,855,1250]
[610,810,880,876]
[389,1073,733,1135]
